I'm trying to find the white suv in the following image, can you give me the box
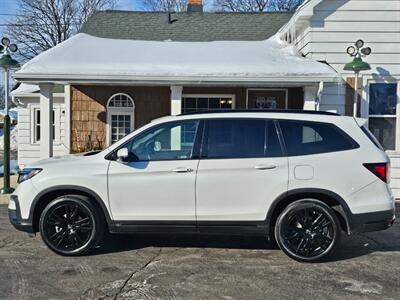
[8,111,396,262]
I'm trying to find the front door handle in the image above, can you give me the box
[172,167,194,173]
[255,164,277,170]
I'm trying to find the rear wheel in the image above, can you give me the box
[39,195,104,256]
[274,199,341,262]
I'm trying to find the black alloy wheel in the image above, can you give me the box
[274,199,341,262]
[39,195,103,256]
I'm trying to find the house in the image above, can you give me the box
[12,0,400,196]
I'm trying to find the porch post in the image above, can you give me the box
[303,85,319,111]
[170,85,183,115]
[39,83,54,159]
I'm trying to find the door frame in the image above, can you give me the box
[246,88,289,109]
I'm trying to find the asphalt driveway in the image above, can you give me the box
[0,204,399,300]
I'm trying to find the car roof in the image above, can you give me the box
[151,110,352,125]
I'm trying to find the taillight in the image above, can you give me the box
[363,163,390,183]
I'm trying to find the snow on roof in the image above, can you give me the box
[11,83,40,95]
[16,33,338,82]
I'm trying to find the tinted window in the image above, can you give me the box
[124,121,200,161]
[279,120,357,156]
[204,119,282,159]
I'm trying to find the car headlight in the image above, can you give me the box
[18,168,42,184]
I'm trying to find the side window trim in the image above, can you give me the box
[274,120,287,156]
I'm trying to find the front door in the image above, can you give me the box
[195,118,288,222]
[108,120,201,221]
[247,89,287,109]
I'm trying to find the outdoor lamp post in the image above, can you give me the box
[0,37,19,194]
[344,39,372,117]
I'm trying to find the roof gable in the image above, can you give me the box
[80,10,293,41]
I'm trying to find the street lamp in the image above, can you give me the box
[344,39,371,117]
[0,37,19,194]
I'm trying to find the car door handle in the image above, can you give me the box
[254,164,277,170]
[172,167,194,173]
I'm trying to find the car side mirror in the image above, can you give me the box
[116,147,129,162]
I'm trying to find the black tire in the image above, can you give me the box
[39,195,104,256]
[274,199,341,262]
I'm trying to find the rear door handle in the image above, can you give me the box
[172,167,194,173]
[255,164,277,170]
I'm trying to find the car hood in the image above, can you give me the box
[27,151,104,168]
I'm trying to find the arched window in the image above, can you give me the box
[107,93,135,145]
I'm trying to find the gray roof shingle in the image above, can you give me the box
[80,11,293,41]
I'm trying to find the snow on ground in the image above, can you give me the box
[0,108,18,121]
[0,160,18,175]
[0,126,18,151]
[16,33,339,80]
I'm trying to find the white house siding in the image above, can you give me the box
[17,96,69,165]
[285,0,400,197]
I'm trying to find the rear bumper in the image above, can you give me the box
[8,195,35,234]
[350,208,396,233]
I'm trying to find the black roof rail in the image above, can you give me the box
[178,109,339,116]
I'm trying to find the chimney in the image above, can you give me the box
[187,0,203,12]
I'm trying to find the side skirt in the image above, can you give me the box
[109,221,268,236]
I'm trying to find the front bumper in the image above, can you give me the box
[350,207,396,233]
[8,195,35,233]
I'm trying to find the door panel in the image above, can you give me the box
[196,157,288,221]
[108,160,198,221]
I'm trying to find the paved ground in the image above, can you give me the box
[0,204,399,300]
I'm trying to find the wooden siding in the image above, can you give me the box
[70,86,170,152]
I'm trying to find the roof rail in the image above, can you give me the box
[179,109,340,116]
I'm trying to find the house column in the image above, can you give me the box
[303,84,320,111]
[170,85,183,115]
[39,83,54,159]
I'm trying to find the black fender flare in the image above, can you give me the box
[29,185,114,229]
[266,188,353,234]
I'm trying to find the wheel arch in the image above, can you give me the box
[29,185,113,232]
[267,188,352,235]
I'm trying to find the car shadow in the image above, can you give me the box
[91,226,400,263]
[93,204,400,262]
[93,233,276,255]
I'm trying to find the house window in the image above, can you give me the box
[107,93,135,145]
[33,109,56,143]
[181,95,235,113]
[368,83,398,151]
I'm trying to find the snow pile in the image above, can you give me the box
[16,33,338,80]
[11,83,40,95]
[0,126,18,151]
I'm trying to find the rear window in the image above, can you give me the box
[279,120,358,156]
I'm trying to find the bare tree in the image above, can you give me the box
[142,0,188,12]
[213,0,302,11]
[7,0,116,60]
[213,0,271,12]
[271,0,303,11]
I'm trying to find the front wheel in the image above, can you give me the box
[39,195,104,256]
[274,199,341,262]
